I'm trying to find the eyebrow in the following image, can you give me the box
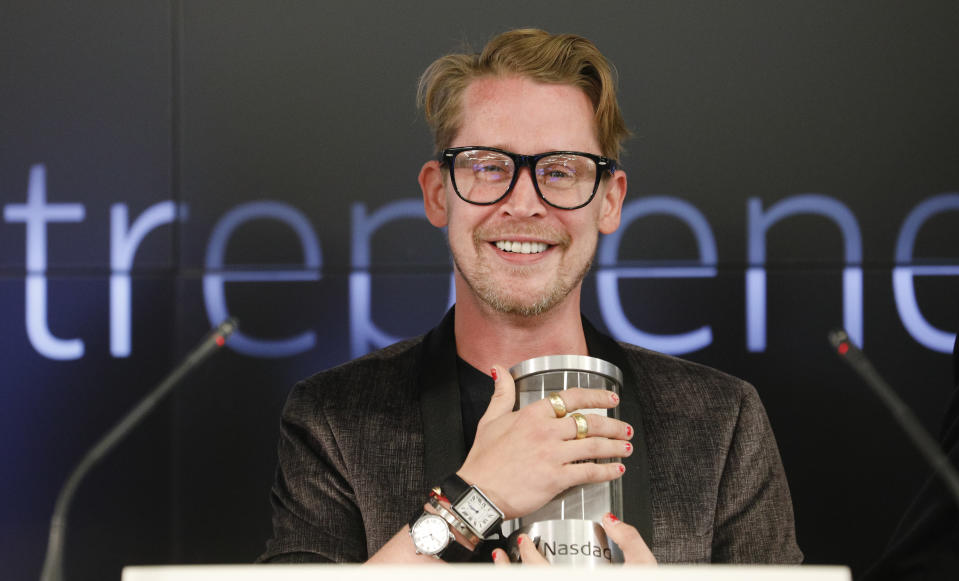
[482,144,595,155]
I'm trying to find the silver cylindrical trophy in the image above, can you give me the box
[504,355,624,566]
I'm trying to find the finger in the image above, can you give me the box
[603,513,657,565]
[557,438,634,463]
[560,461,626,488]
[480,365,517,422]
[552,413,633,441]
[537,387,620,417]
[491,548,510,565]
[517,534,548,565]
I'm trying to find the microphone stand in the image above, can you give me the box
[39,318,238,581]
[829,328,959,508]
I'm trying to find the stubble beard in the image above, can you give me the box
[449,225,595,317]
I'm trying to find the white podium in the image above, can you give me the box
[123,564,851,581]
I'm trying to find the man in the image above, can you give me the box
[259,28,802,565]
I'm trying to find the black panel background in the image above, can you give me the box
[2,2,958,580]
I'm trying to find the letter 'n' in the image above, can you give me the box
[747,195,863,351]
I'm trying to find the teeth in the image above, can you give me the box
[495,240,548,254]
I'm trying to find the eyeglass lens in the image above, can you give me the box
[451,149,597,208]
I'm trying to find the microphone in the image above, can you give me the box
[828,328,959,509]
[39,318,239,581]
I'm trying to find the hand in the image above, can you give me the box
[491,513,657,565]
[456,364,633,519]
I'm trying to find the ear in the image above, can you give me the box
[420,160,449,228]
[597,169,627,234]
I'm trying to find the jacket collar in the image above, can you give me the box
[418,308,465,488]
[582,317,654,547]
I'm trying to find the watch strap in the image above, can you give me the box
[437,534,473,562]
[440,473,471,504]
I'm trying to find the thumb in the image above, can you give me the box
[480,365,516,422]
[602,513,656,564]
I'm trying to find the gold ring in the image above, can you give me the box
[548,393,567,418]
[571,412,588,439]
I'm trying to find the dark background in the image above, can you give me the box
[2,1,958,580]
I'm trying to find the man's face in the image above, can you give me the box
[421,75,626,317]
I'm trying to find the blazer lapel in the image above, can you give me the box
[584,318,655,549]
[418,308,466,488]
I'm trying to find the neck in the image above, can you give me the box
[453,278,588,374]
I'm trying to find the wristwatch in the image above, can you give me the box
[428,489,481,545]
[441,474,505,540]
[408,510,473,562]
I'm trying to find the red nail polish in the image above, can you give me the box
[517,536,523,546]
[617,464,626,474]
[610,392,620,404]
[491,368,498,380]
[625,442,632,453]
[626,425,633,438]
[607,512,620,523]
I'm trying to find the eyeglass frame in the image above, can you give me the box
[439,146,618,210]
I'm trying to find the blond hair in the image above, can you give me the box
[417,28,629,160]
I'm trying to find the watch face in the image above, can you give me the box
[455,488,501,534]
[411,514,450,555]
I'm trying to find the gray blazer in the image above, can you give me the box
[259,309,802,563]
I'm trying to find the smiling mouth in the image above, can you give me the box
[494,240,550,254]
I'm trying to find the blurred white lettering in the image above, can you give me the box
[3,165,956,359]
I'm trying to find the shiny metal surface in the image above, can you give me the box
[507,519,623,565]
[502,355,626,566]
[509,355,623,384]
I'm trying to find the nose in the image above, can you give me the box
[500,167,547,217]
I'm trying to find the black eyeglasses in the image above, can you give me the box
[440,146,617,210]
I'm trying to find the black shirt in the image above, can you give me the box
[457,356,494,451]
